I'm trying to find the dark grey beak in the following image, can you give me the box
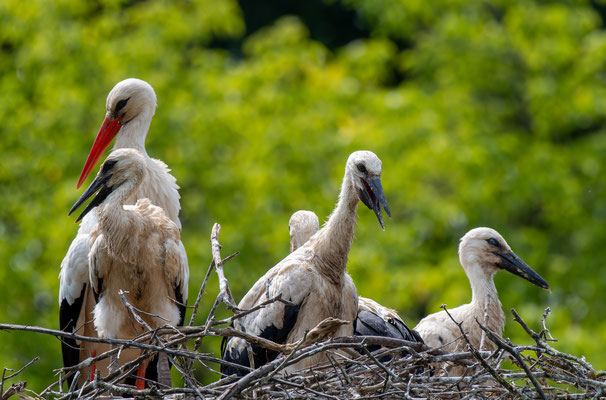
[69,171,114,223]
[358,177,391,230]
[498,251,550,290]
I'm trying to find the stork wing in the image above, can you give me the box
[58,220,95,384]
[221,261,313,376]
[356,297,422,342]
[355,309,421,343]
[88,233,112,303]
[164,238,189,326]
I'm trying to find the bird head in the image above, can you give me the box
[77,78,157,189]
[69,149,147,223]
[347,151,391,230]
[289,210,320,252]
[459,227,550,290]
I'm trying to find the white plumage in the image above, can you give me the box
[288,210,319,253]
[58,79,187,387]
[69,148,188,387]
[414,227,550,353]
[221,151,391,376]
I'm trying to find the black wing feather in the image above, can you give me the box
[221,302,302,376]
[173,278,186,327]
[59,284,86,387]
[354,309,424,355]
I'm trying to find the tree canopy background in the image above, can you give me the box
[1,0,606,390]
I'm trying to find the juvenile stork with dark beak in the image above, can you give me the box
[58,79,186,387]
[414,227,550,352]
[221,151,391,376]
[68,148,188,388]
[288,210,423,348]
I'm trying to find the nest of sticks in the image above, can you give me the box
[1,224,605,400]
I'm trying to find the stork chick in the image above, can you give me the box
[221,151,391,376]
[414,227,550,353]
[59,79,186,387]
[288,210,423,349]
[68,148,188,388]
[288,210,319,252]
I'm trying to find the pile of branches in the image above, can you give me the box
[2,224,605,399]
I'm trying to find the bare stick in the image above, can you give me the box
[2,357,39,382]
[264,330,310,382]
[479,295,491,351]
[189,251,239,328]
[211,223,238,310]
[1,357,38,400]
[441,304,527,399]
[540,307,557,342]
[476,318,547,399]
[360,344,398,381]
[1,382,26,400]
[214,294,294,329]
[511,308,596,373]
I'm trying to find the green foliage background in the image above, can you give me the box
[1,0,606,390]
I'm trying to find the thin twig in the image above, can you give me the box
[211,223,238,310]
[476,318,547,399]
[441,304,528,400]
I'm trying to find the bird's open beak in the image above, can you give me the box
[76,116,122,189]
[358,177,391,230]
[498,251,550,290]
[69,169,114,223]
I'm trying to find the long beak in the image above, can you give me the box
[76,116,122,189]
[358,177,391,230]
[69,171,114,223]
[498,251,550,290]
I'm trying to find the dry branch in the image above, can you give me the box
[1,223,604,399]
[210,223,238,311]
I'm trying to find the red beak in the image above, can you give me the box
[76,116,122,189]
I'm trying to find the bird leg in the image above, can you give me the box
[89,350,97,381]
[135,358,148,390]
[157,352,172,388]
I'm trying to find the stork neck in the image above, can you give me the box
[466,263,499,307]
[313,173,358,282]
[464,262,506,336]
[101,180,138,220]
[98,180,140,261]
[113,115,151,156]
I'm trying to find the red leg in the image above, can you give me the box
[135,360,148,390]
[89,350,97,381]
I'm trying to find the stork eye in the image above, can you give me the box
[101,160,118,173]
[357,164,367,173]
[115,98,130,114]
[487,238,500,247]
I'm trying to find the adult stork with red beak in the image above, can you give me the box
[58,79,187,388]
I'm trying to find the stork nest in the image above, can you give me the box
[1,224,604,400]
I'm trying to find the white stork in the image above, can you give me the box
[288,210,423,349]
[68,148,188,387]
[221,151,390,376]
[288,210,319,253]
[58,79,187,387]
[414,227,550,353]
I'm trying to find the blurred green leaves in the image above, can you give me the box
[1,0,606,390]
